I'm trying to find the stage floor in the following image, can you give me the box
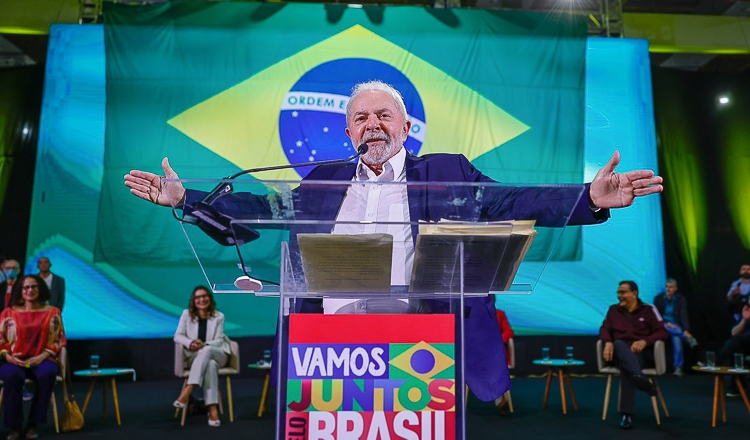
[35,374,750,439]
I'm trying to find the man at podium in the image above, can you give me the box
[125,80,663,403]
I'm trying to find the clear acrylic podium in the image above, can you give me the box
[167,178,584,440]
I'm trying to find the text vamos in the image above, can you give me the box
[290,345,388,379]
[284,313,457,439]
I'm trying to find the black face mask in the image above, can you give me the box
[741,273,750,280]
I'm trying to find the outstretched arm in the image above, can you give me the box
[124,157,186,207]
[589,151,663,209]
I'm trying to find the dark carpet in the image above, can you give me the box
[23,373,750,440]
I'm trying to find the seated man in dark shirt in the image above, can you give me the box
[600,280,668,429]
[719,303,750,397]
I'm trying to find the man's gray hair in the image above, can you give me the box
[346,80,408,121]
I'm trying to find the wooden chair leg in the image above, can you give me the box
[50,392,59,433]
[652,378,669,417]
[650,395,661,425]
[179,379,188,426]
[218,387,224,415]
[226,376,234,423]
[258,373,270,418]
[602,374,612,420]
[506,390,514,414]
[175,379,186,420]
[617,380,622,412]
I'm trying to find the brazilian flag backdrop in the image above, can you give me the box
[98,1,588,270]
[29,21,663,339]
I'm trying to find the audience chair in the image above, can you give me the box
[0,346,66,434]
[596,339,669,424]
[174,340,240,426]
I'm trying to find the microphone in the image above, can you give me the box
[186,144,369,246]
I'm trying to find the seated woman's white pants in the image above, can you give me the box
[184,346,229,406]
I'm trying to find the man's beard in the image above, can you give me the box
[360,132,402,166]
[741,273,750,280]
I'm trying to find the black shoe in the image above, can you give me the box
[619,414,634,429]
[632,374,657,396]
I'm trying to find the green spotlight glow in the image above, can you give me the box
[658,113,708,273]
[664,151,708,273]
[722,115,750,250]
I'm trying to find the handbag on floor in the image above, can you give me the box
[60,355,84,432]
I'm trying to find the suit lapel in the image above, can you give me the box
[405,153,427,241]
[319,164,357,222]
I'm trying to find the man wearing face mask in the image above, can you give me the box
[0,259,21,311]
[727,264,750,321]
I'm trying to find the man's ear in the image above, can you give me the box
[402,120,411,139]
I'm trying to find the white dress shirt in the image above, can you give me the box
[324,147,414,313]
[42,273,54,291]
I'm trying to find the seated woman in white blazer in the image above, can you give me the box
[173,286,230,427]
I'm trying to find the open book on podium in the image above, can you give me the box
[409,220,537,293]
[296,233,393,293]
[295,220,536,294]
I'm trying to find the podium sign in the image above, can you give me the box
[286,314,456,440]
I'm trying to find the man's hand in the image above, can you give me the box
[603,341,614,362]
[124,157,186,207]
[742,305,750,321]
[589,151,664,209]
[631,340,647,353]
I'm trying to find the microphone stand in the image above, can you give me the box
[175,143,369,243]
[200,144,369,206]
[179,143,369,291]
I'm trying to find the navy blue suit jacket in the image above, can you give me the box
[185,152,607,401]
[48,273,66,311]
